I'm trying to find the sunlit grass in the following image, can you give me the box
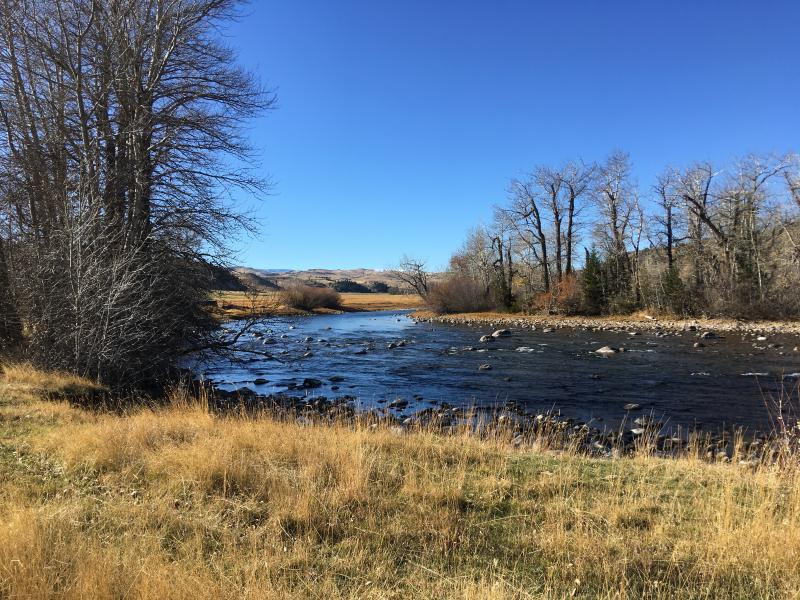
[1,365,799,598]
[213,290,422,319]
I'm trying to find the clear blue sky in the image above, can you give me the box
[226,0,800,271]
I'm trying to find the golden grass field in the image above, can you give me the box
[213,291,423,319]
[1,363,800,598]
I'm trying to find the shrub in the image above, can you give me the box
[369,281,390,293]
[332,279,371,293]
[281,285,342,311]
[426,276,492,314]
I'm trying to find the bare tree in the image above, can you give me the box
[561,161,594,276]
[675,155,790,312]
[592,151,638,303]
[449,226,494,290]
[652,168,684,269]
[0,0,273,385]
[504,179,550,292]
[488,220,515,309]
[781,154,800,259]
[391,256,430,298]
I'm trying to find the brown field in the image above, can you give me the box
[213,290,423,319]
[1,363,800,598]
[337,292,423,311]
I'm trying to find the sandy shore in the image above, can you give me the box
[412,309,800,336]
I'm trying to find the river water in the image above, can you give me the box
[192,310,800,433]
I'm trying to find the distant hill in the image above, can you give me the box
[209,265,248,291]
[231,267,399,289]
[232,268,281,290]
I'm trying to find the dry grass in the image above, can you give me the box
[337,292,422,311]
[1,366,800,598]
[214,290,422,318]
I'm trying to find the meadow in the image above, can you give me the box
[213,290,423,319]
[1,363,799,599]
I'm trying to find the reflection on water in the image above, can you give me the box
[189,310,800,432]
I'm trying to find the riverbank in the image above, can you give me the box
[2,363,800,598]
[213,291,422,319]
[413,309,800,336]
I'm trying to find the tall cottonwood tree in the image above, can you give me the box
[422,151,800,318]
[0,0,271,385]
[503,162,593,294]
[592,151,640,306]
[504,178,551,292]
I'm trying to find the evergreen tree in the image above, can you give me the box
[661,265,686,314]
[582,248,606,315]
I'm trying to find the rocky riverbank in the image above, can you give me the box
[212,385,781,464]
[412,310,800,336]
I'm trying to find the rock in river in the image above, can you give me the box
[623,403,641,411]
[300,378,322,389]
[492,329,512,338]
[595,346,619,355]
[478,363,493,371]
[479,335,493,343]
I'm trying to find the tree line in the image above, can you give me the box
[402,151,800,318]
[0,0,269,386]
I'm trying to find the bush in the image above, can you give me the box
[332,279,371,293]
[369,281,390,293]
[531,274,582,315]
[426,276,492,314]
[281,285,342,311]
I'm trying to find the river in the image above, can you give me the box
[191,310,800,433]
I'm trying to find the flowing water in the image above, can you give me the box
[191,310,800,433]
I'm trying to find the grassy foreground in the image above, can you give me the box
[1,365,799,598]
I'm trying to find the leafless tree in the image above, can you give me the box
[592,151,638,303]
[560,161,594,276]
[449,226,494,289]
[487,220,515,309]
[0,0,273,385]
[503,178,551,292]
[391,256,430,298]
[652,168,684,269]
[674,155,791,312]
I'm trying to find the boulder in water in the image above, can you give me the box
[595,346,619,355]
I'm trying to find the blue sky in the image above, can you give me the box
[225,0,800,271]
